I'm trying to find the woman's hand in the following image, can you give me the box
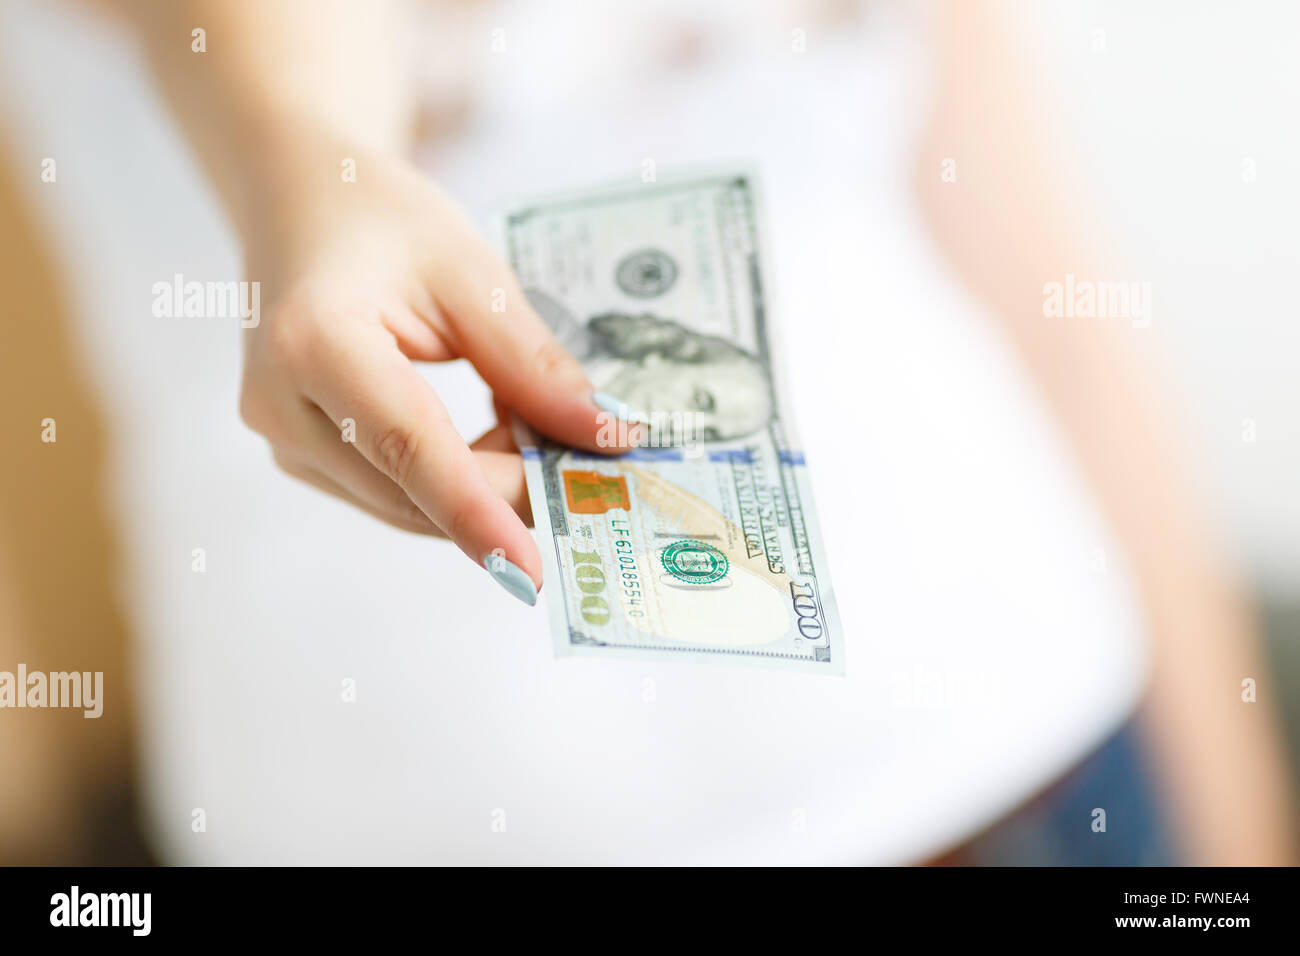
[236,129,635,603]
[119,0,633,602]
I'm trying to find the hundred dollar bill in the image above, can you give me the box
[503,170,844,674]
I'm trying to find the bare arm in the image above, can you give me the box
[106,0,634,601]
[914,0,1294,864]
[111,0,412,234]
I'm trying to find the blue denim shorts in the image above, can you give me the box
[950,719,1180,866]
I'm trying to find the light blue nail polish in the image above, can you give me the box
[592,392,650,425]
[483,553,538,607]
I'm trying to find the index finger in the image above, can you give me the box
[294,320,543,604]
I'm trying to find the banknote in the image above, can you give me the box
[503,170,844,674]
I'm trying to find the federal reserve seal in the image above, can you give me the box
[660,539,729,585]
[616,249,678,298]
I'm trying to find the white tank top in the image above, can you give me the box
[0,0,1146,863]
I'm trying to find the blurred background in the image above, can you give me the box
[0,0,1295,865]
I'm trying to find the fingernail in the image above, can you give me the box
[483,553,538,607]
[592,391,650,425]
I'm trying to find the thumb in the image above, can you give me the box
[438,256,643,453]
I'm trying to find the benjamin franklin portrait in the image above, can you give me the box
[527,289,772,442]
